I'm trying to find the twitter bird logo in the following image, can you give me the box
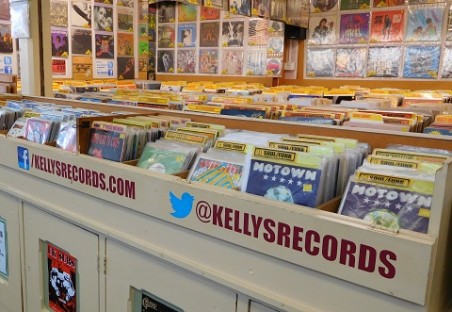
[169,191,195,219]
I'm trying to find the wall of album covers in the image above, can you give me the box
[154,1,286,77]
[50,0,150,80]
[0,0,18,77]
[305,0,452,80]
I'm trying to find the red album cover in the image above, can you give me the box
[47,243,77,312]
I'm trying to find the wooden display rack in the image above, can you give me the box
[0,96,450,312]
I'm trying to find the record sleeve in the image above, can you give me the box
[222,20,244,47]
[245,49,267,75]
[441,46,452,78]
[188,155,244,189]
[221,49,244,75]
[201,6,221,20]
[367,46,401,77]
[46,243,77,312]
[310,0,338,13]
[286,0,308,27]
[72,56,92,79]
[51,30,69,57]
[117,57,135,79]
[24,118,53,144]
[248,18,269,46]
[88,127,127,162]
[339,13,370,44]
[306,48,335,77]
[93,4,113,32]
[370,10,404,42]
[200,22,220,47]
[117,33,134,56]
[269,0,286,21]
[0,0,10,20]
[266,57,282,76]
[242,148,325,208]
[446,4,452,41]
[178,23,197,47]
[338,173,434,234]
[177,49,196,73]
[340,0,370,10]
[0,24,13,54]
[95,34,114,59]
[230,0,251,15]
[403,45,440,79]
[117,0,134,6]
[157,2,176,23]
[50,0,68,27]
[308,15,337,45]
[178,3,198,22]
[198,49,219,74]
[373,0,405,7]
[71,29,92,55]
[406,6,444,42]
[204,0,228,9]
[267,37,283,53]
[252,0,270,17]
[70,0,92,28]
[7,117,26,138]
[137,142,195,174]
[157,50,175,73]
[335,47,366,77]
[117,7,134,31]
[409,0,445,4]
[158,24,176,48]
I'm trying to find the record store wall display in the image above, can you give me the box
[50,0,143,79]
[306,0,452,81]
[155,1,286,77]
[0,0,18,77]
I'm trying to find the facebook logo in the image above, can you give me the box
[17,147,30,170]
[4,66,12,74]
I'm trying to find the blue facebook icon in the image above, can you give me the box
[17,147,30,170]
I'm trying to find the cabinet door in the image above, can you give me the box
[106,240,238,312]
[23,204,100,312]
[0,192,22,312]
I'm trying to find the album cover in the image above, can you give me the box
[339,13,370,44]
[71,29,92,55]
[221,49,243,75]
[446,4,452,41]
[94,0,111,3]
[338,179,432,233]
[269,0,286,21]
[267,37,283,53]
[95,34,114,59]
[50,0,68,27]
[178,3,198,22]
[138,40,149,55]
[252,0,270,17]
[203,0,227,9]
[406,6,444,42]
[157,50,175,72]
[72,56,92,79]
[222,20,244,47]
[199,49,219,74]
[138,57,148,72]
[118,7,134,31]
[441,46,452,78]
[373,0,405,7]
[88,126,127,162]
[244,158,323,208]
[340,0,370,10]
[117,33,134,56]
[403,45,440,79]
[117,0,134,7]
[157,2,176,23]
[117,57,134,79]
[311,0,338,13]
[7,118,26,138]
[137,144,193,174]
[177,49,196,73]
[189,156,244,189]
[178,23,197,47]
[0,0,10,20]
[24,118,53,144]
[158,24,176,48]
[367,46,401,77]
[51,30,69,57]
[269,20,284,34]
[308,15,337,45]
[200,22,220,47]
[306,48,335,77]
[248,18,269,46]
[201,6,221,20]
[0,24,13,54]
[52,59,67,76]
[286,0,308,27]
[230,0,251,15]
[409,0,445,4]
[266,57,282,76]
[335,47,366,77]
[370,10,404,42]
[47,243,77,312]
[245,49,267,75]
[71,0,92,28]
[93,4,113,31]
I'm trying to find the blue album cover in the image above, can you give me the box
[403,46,440,79]
[178,23,197,47]
[245,159,323,207]
[280,116,336,125]
[423,127,452,136]
[88,128,126,162]
[220,108,266,118]
[339,181,431,233]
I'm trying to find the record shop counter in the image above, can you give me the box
[0,111,451,311]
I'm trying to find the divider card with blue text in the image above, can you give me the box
[243,147,325,207]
